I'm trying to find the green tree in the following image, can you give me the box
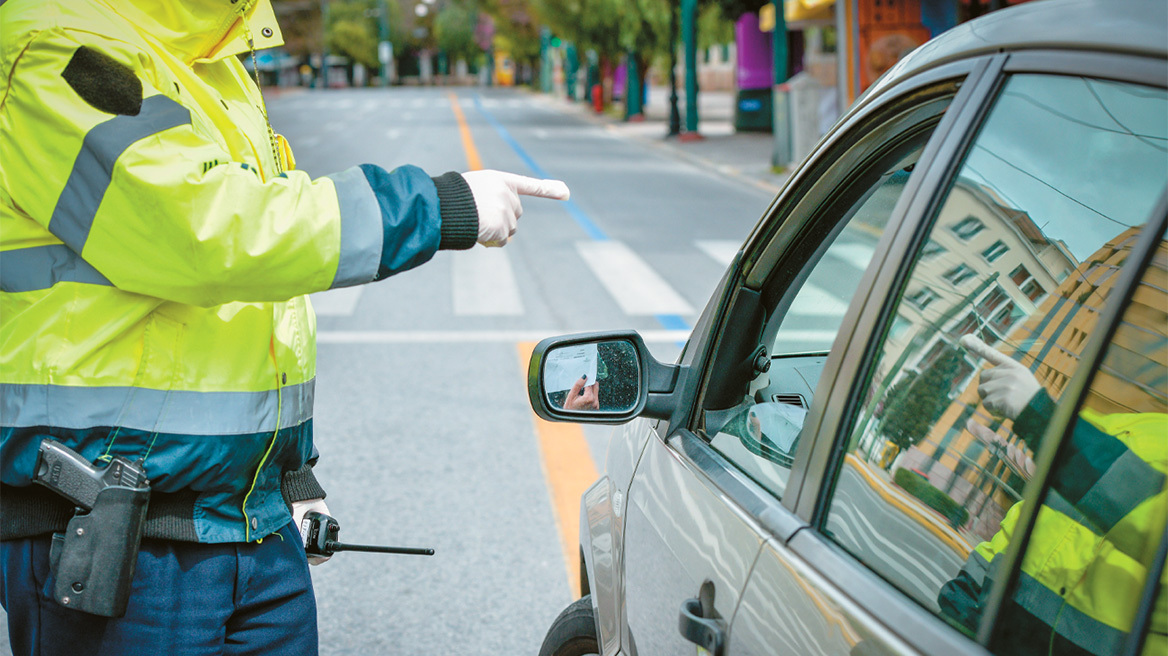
[879,347,965,453]
[435,2,482,65]
[322,0,407,80]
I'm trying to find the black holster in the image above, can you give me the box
[49,485,149,617]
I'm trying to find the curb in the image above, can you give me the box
[844,453,974,559]
[536,94,786,197]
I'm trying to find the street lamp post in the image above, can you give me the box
[681,0,699,138]
[320,0,329,89]
[667,0,681,136]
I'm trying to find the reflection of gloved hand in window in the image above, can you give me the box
[966,419,1035,478]
[959,335,1041,421]
[462,171,570,247]
[564,375,599,410]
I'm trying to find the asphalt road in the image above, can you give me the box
[275,86,775,654]
[0,85,773,655]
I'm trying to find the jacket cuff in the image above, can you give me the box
[282,463,327,506]
[1013,389,1055,449]
[432,172,479,250]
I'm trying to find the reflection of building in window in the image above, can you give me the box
[900,227,1154,542]
[873,180,1077,424]
[951,216,985,240]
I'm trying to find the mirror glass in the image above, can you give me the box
[543,340,641,414]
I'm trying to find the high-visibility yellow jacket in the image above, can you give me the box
[939,395,1167,655]
[0,0,479,543]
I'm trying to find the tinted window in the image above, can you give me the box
[819,73,1167,635]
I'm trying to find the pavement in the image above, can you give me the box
[535,83,792,196]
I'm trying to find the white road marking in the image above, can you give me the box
[386,129,401,139]
[788,284,849,316]
[829,243,876,271]
[310,287,363,316]
[577,241,693,316]
[317,330,692,344]
[696,240,740,268]
[533,128,549,139]
[452,247,524,316]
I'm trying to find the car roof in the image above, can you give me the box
[864,0,1167,102]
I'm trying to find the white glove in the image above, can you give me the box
[291,498,332,566]
[960,334,1041,421]
[966,418,1035,478]
[461,170,570,247]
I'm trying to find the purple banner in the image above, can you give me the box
[736,13,773,91]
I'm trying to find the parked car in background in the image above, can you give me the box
[527,1,1167,654]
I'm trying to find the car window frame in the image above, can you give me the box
[648,58,999,547]
[789,50,1167,655]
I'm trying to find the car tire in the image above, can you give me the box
[538,595,600,656]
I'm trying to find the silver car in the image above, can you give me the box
[527,1,1167,655]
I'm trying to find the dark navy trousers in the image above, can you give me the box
[1,522,317,656]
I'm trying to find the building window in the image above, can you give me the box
[975,286,1009,318]
[1011,264,1032,286]
[1020,279,1046,303]
[943,264,978,286]
[981,240,1009,263]
[922,239,946,260]
[951,216,985,241]
[906,288,940,311]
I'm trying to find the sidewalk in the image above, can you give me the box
[538,84,791,195]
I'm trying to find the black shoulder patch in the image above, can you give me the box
[62,46,143,116]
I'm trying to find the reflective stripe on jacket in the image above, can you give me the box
[0,0,473,542]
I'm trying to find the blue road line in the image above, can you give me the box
[472,95,608,242]
[471,94,692,336]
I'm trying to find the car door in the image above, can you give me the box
[619,57,984,655]
[734,51,1167,656]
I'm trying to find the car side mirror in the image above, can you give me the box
[528,331,682,424]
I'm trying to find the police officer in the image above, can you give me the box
[0,0,568,653]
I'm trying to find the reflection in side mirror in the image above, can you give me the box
[543,340,641,414]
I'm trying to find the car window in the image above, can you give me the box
[987,232,1167,656]
[707,122,941,501]
[817,73,1167,640]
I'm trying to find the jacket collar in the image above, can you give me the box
[100,0,284,64]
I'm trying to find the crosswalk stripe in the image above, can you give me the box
[577,241,693,316]
[789,283,849,316]
[452,247,524,316]
[317,329,692,344]
[310,287,363,316]
[696,240,740,268]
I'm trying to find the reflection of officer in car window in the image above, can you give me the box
[937,335,1167,656]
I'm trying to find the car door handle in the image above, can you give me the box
[679,596,726,656]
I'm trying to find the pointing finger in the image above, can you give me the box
[959,334,1010,366]
[501,172,571,200]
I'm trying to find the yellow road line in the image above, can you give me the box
[518,341,600,599]
[448,93,482,171]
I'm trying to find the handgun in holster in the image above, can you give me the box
[33,439,150,618]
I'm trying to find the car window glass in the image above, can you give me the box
[989,233,1167,656]
[817,73,1167,638]
[707,132,937,502]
